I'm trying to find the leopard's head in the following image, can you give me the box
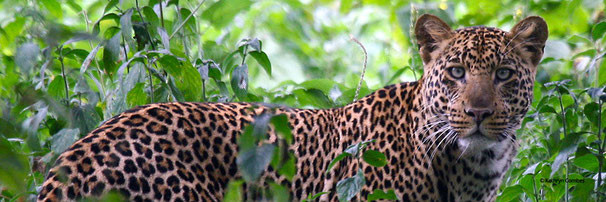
[414,14,548,154]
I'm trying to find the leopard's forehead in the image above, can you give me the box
[442,26,512,74]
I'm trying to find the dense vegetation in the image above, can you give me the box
[0,0,604,201]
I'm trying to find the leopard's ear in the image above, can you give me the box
[414,14,454,64]
[508,16,548,66]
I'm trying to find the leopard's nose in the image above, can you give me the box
[464,108,494,123]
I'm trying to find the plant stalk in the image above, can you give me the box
[557,94,569,202]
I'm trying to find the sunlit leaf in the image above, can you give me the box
[367,189,399,201]
[41,0,63,19]
[224,180,244,202]
[270,182,290,202]
[362,150,387,167]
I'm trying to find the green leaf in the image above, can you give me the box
[15,43,40,74]
[278,153,296,181]
[104,0,119,13]
[236,143,275,182]
[293,89,333,108]
[71,104,101,134]
[270,182,290,202]
[344,139,376,157]
[48,76,66,99]
[367,189,399,201]
[592,21,606,40]
[50,128,80,154]
[270,114,293,144]
[0,137,29,193]
[142,6,160,28]
[362,150,387,167]
[326,152,351,174]
[127,83,148,107]
[201,0,252,28]
[336,169,365,202]
[249,51,272,76]
[551,133,581,177]
[230,64,249,100]
[224,180,244,202]
[304,192,329,202]
[573,154,598,172]
[41,0,63,19]
[120,9,134,51]
[583,102,600,127]
[496,185,523,202]
[66,0,82,12]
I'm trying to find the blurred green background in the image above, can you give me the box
[0,0,604,201]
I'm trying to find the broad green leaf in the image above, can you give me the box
[249,51,271,76]
[71,104,100,135]
[48,76,66,99]
[270,182,290,202]
[127,83,148,107]
[66,0,82,12]
[236,143,275,182]
[0,138,29,193]
[104,0,119,13]
[120,9,134,51]
[583,102,600,127]
[41,0,62,19]
[270,114,293,144]
[293,89,333,108]
[278,153,296,181]
[362,150,387,167]
[336,169,365,202]
[496,185,523,202]
[551,133,581,177]
[50,128,80,154]
[573,154,598,172]
[224,180,244,202]
[367,189,398,201]
[201,0,252,28]
[592,21,606,40]
[142,6,160,28]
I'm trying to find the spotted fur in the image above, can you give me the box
[38,14,547,202]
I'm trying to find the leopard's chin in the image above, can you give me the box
[456,130,500,156]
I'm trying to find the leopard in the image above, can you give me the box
[38,14,548,202]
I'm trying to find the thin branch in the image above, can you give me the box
[169,0,206,40]
[350,34,368,102]
[159,0,165,29]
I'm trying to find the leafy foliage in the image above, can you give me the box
[0,0,605,201]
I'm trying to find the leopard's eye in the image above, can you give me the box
[447,66,465,79]
[495,68,514,81]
